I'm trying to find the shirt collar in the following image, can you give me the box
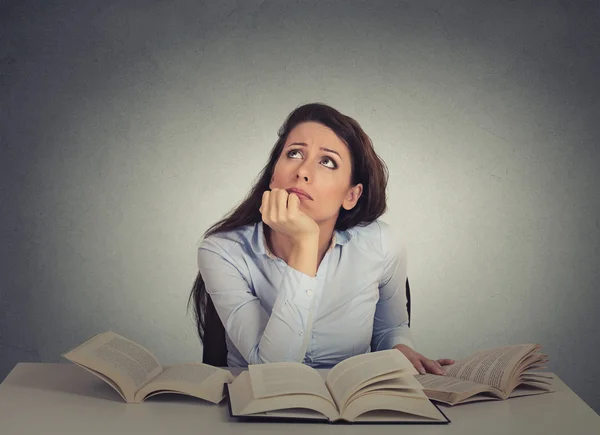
[251,221,353,258]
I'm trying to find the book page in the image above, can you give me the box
[415,373,505,405]
[340,374,429,415]
[325,349,416,410]
[522,371,554,380]
[71,362,128,401]
[513,371,554,394]
[508,382,554,398]
[416,373,498,394]
[350,409,448,423]
[341,392,445,422]
[135,363,234,403]
[350,376,425,400]
[248,363,335,406]
[148,363,221,383]
[263,408,330,421]
[93,336,162,384]
[229,371,339,421]
[443,344,537,391]
[62,331,163,402]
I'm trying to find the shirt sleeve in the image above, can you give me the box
[371,221,416,352]
[198,237,318,365]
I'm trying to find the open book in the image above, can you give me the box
[416,343,554,405]
[62,331,234,404]
[227,349,449,424]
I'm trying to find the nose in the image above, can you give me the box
[296,163,311,182]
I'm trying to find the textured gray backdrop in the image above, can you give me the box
[1,0,599,413]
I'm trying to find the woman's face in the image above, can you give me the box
[269,121,363,224]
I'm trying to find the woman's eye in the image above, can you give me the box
[287,149,337,169]
[321,157,337,169]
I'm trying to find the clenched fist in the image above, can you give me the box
[259,188,320,243]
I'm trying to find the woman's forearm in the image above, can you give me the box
[287,236,319,277]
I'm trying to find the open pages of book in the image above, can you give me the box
[228,350,448,423]
[416,374,503,404]
[442,344,549,393]
[135,363,235,403]
[325,349,418,411]
[415,344,553,405]
[63,331,234,404]
[63,331,163,402]
[325,350,443,421]
[228,366,339,421]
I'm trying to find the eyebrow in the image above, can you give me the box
[287,142,343,160]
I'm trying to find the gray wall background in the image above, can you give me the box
[1,0,599,413]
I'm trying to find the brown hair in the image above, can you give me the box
[188,102,390,349]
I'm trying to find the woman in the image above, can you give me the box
[189,103,453,374]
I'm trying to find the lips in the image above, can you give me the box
[286,188,313,200]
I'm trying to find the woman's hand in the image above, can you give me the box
[259,188,320,244]
[394,344,455,375]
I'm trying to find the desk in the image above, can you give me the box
[1,363,598,434]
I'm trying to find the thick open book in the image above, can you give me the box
[227,349,449,424]
[416,343,554,405]
[62,331,234,404]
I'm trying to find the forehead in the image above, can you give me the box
[287,122,349,154]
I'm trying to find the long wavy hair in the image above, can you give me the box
[188,102,391,354]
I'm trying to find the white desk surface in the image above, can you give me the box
[1,363,598,435]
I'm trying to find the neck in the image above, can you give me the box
[266,219,336,267]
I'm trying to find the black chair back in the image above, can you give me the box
[201,295,227,367]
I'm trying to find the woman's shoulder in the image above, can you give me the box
[197,222,257,256]
[347,219,405,257]
[348,218,397,243]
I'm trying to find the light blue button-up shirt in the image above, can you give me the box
[197,218,414,367]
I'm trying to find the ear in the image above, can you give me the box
[342,183,363,211]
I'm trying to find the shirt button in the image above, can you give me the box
[298,331,304,336]
[306,289,313,297]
